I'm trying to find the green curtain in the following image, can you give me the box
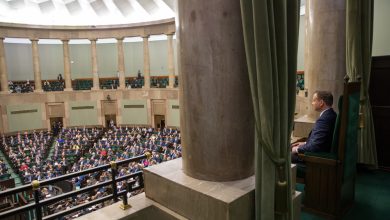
[240,0,300,219]
[346,0,378,167]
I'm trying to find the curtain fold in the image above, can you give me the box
[346,0,378,167]
[240,0,300,219]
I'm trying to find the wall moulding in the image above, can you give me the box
[0,18,175,40]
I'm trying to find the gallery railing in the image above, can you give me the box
[0,154,148,220]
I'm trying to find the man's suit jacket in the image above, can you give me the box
[298,108,337,153]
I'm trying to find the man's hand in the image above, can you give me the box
[291,146,299,154]
[291,141,305,148]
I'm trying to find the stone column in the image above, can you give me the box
[90,38,99,90]
[305,0,346,117]
[0,38,9,93]
[117,38,126,89]
[179,0,254,181]
[31,39,43,92]
[167,33,175,88]
[62,39,73,91]
[142,35,150,89]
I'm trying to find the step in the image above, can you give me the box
[292,191,303,220]
[77,158,303,220]
[143,158,255,220]
[291,164,297,193]
[77,193,187,220]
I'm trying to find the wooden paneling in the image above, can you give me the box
[152,100,166,115]
[370,55,390,168]
[47,103,65,117]
[102,100,117,115]
[372,106,390,168]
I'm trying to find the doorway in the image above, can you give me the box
[50,117,63,136]
[105,114,117,128]
[154,115,165,130]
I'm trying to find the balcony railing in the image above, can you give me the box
[0,154,148,220]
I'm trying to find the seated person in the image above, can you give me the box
[291,91,337,163]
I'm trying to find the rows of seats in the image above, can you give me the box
[0,131,53,184]
[73,80,93,90]
[43,80,64,91]
[127,77,144,88]
[0,159,10,181]
[9,81,34,93]
[151,77,169,88]
[5,76,180,93]
[100,79,119,90]
[0,126,181,185]
[296,74,304,91]
[0,126,182,219]
[52,127,104,172]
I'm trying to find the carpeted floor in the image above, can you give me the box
[299,169,390,220]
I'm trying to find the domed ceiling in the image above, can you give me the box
[0,0,176,26]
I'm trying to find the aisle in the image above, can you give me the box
[0,150,23,187]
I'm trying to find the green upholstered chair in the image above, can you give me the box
[298,79,360,218]
[0,173,11,180]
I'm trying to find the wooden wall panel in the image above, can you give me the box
[102,100,118,115]
[47,103,65,117]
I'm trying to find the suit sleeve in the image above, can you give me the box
[297,115,333,153]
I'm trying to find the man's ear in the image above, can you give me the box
[319,99,325,107]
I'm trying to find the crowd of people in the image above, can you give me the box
[8,74,65,93]
[43,80,65,92]
[6,72,180,93]
[9,80,34,93]
[49,126,181,219]
[0,131,53,184]
[0,159,8,177]
[0,125,182,219]
[127,70,144,89]
[48,126,181,179]
[43,75,65,91]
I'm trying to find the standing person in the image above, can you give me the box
[291,91,337,163]
[57,74,63,81]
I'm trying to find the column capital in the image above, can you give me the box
[61,39,70,43]
[141,35,150,39]
[165,32,175,36]
[0,37,5,41]
[30,38,39,42]
[116,37,124,42]
[89,38,98,42]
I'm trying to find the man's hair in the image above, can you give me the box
[314,91,333,106]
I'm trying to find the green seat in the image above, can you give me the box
[298,79,360,218]
[0,173,11,180]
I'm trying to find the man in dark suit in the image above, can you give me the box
[291,91,337,163]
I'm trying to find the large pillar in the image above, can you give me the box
[179,0,254,181]
[0,38,9,93]
[142,35,150,89]
[90,38,99,90]
[62,39,73,91]
[117,38,126,89]
[167,33,175,88]
[31,39,43,92]
[305,0,346,117]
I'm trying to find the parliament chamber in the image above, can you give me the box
[1,0,390,220]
